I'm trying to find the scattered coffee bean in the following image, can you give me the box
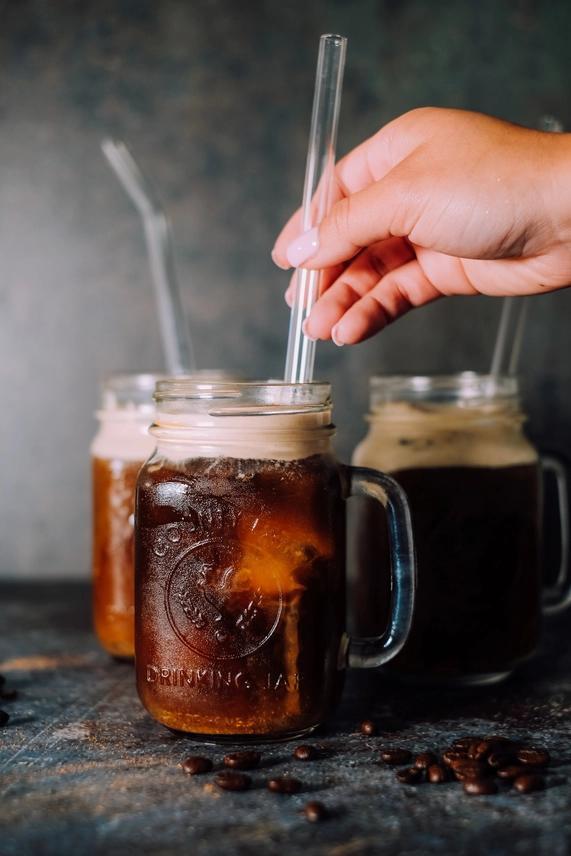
[468,740,496,762]
[427,764,447,784]
[452,761,489,782]
[487,751,515,769]
[381,748,412,766]
[442,750,469,767]
[303,801,328,822]
[214,771,252,791]
[293,745,318,761]
[267,776,302,795]
[463,779,498,796]
[516,747,550,768]
[396,767,422,784]
[0,689,18,701]
[0,710,9,727]
[359,719,377,736]
[223,751,261,770]
[496,765,530,780]
[181,756,213,776]
[513,773,545,793]
[414,751,438,770]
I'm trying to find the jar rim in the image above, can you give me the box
[370,371,519,405]
[154,379,332,415]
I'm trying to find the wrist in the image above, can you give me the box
[542,131,571,244]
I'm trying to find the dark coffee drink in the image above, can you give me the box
[351,373,542,686]
[354,463,540,682]
[136,454,345,738]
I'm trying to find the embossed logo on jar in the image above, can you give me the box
[165,537,282,660]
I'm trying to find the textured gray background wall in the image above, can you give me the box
[1,0,571,578]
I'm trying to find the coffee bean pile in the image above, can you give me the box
[0,673,17,727]
[180,745,328,821]
[382,735,550,795]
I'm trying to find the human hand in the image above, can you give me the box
[272,108,571,345]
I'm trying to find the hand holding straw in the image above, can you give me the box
[284,34,347,384]
[101,140,196,375]
[490,116,563,379]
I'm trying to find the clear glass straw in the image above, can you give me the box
[284,34,347,383]
[490,116,563,379]
[101,139,196,375]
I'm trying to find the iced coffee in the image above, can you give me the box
[92,374,158,658]
[135,380,416,740]
[352,373,541,686]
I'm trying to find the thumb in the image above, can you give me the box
[285,162,416,270]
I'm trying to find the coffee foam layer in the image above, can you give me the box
[353,401,538,471]
[91,414,156,462]
[151,408,334,461]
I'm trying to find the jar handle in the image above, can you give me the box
[343,465,417,668]
[541,455,570,615]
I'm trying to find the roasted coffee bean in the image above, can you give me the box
[516,747,551,767]
[381,748,412,766]
[452,761,489,782]
[223,751,261,770]
[293,745,318,761]
[427,764,447,784]
[214,771,252,791]
[0,710,9,727]
[181,756,213,775]
[468,740,496,762]
[496,765,530,780]
[0,689,18,701]
[463,779,498,796]
[451,736,482,752]
[487,751,515,769]
[267,776,302,795]
[414,751,438,770]
[513,773,545,793]
[442,750,469,767]
[484,735,519,749]
[359,719,377,736]
[396,767,422,784]
[303,801,328,822]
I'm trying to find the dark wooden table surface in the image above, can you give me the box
[1,583,570,856]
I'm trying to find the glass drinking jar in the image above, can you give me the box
[135,379,417,740]
[92,373,158,659]
[92,371,237,659]
[351,372,569,687]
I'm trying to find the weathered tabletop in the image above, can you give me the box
[1,583,570,856]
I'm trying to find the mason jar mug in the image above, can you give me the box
[351,372,569,687]
[135,380,417,740]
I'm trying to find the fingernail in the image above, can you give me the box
[286,227,319,268]
[331,324,345,347]
[272,247,291,270]
[302,319,317,342]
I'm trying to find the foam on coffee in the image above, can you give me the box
[91,408,156,461]
[353,401,537,471]
[151,407,335,462]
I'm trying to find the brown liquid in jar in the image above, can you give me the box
[92,456,143,658]
[352,463,541,683]
[135,453,345,739]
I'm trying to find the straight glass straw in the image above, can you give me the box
[101,139,196,375]
[284,34,347,383]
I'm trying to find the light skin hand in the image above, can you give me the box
[273,107,571,345]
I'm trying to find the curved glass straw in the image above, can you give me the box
[284,34,347,383]
[490,116,563,378]
[101,139,196,375]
